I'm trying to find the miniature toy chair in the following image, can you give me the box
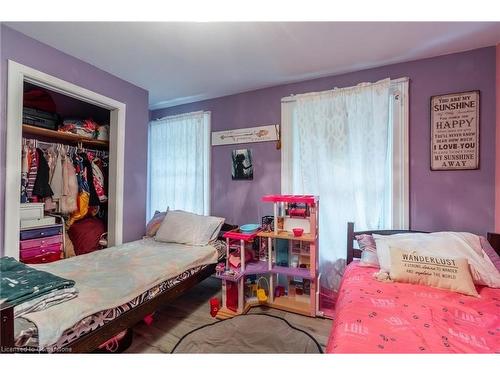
[257,289,267,302]
[256,277,269,303]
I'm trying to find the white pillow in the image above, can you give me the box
[155,210,225,246]
[389,247,479,297]
[373,232,500,288]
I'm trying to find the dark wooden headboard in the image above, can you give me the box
[347,223,500,265]
[346,222,428,264]
[487,232,500,256]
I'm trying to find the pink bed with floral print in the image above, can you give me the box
[326,262,500,353]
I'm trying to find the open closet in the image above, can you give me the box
[19,83,111,263]
[5,60,125,262]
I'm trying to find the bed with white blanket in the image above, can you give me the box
[2,237,224,352]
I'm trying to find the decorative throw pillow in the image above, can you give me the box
[373,232,500,288]
[354,233,500,262]
[355,234,379,267]
[145,208,169,237]
[68,217,106,256]
[389,247,479,297]
[355,234,377,252]
[155,210,225,246]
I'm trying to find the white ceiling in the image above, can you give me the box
[5,22,500,109]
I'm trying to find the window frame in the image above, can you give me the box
[146,111,211,221]
[280,77,409,230]
[390,79,410,229]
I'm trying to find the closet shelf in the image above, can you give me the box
[22,124,109,149]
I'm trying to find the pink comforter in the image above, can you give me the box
[326,262,500,353]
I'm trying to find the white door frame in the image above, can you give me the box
[4,60,125,258]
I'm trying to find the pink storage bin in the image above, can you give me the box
[20,234,62,251]
[20,242,62,260]
[21,250,61,264]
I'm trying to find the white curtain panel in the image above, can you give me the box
[147,111,210,220]
[282,79,391,291]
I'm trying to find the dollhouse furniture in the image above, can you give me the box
[214,228,264,318]
[215,194,319,318]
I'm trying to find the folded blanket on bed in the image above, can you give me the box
[0,257,77,314]
[13,287,78,318]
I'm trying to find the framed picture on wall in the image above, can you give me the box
[430,90,480,171]
[231,149,253,180]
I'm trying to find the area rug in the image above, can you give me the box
[171,313,323,353]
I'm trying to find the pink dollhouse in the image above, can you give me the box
[215,195,319,318]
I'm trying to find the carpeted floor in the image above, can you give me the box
[171,314,323,353]
[126,277,332,353]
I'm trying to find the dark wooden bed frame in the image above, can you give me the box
[346,222,500,263]
[1,263,216,353]
[346,222,428,264]
[1,224,238,353]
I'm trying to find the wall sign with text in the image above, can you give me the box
[430,90,480,171]
[212,124,279,146]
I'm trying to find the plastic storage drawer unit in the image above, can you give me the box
[21,247,62,264]
[20,225,63,240]
[20,203,44,220]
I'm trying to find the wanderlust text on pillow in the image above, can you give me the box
[400,252,458,269]
[389,247,478,297]
[373,232,500,288]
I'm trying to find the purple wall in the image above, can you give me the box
[151,47,496,235]
[0,25,149,255]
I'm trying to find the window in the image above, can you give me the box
[147,111,211,220]
[281,78,409,290]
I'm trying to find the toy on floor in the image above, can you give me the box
[210,297,220,317]
[95,329,133,353]
[143,313,154,326]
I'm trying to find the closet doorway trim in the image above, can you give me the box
[5,60,125,258]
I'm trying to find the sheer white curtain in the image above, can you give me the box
[147,111,211,220]
[281,79,397,291]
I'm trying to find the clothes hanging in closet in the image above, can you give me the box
[91,157,107,203]
[32,148,53,198]
[25,146,38,200]
[44,145,64,211]
[91,155,108,222]
[79,152,100,207]
[49,145,63,199]
[60,151,78,214]
[20,144,29,203]
[20,139,109,227]
[45,145,56,178]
